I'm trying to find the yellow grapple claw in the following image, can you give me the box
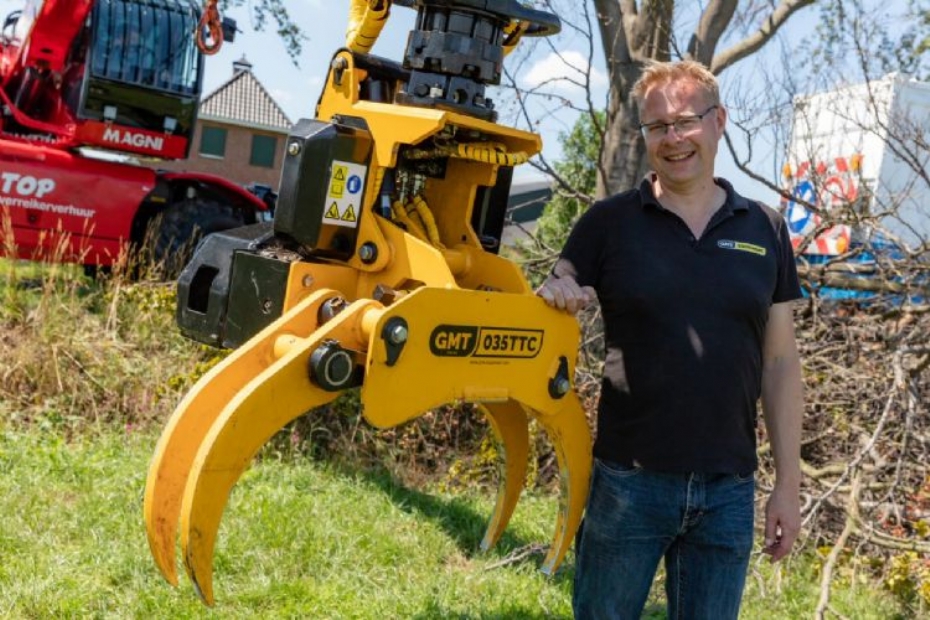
[178,299,381,605]
[479,401,530,552]
[147,1,583,607]
[144,289,340,586]
[529,391,592,575]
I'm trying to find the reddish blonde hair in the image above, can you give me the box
[631,60,720,108]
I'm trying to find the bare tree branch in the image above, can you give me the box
[687,0,738,65]
[710,0,816,74]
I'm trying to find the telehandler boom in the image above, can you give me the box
[144,0,593,606]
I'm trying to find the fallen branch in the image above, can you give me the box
[816,473,861,619]
[483,543,548,571]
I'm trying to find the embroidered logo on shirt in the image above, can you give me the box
[717,239,767,256]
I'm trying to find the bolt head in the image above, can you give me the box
[358,242,378,264]
[288,142,301,156]
[388,323,408,345]
[372,284,397,304]
[555,378,571,395]
[302,274,314,288]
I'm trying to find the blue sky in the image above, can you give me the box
[0,0,916,204]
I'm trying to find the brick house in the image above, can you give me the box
[155,56,292,187]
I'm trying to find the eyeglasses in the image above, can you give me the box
[639,105,718,140]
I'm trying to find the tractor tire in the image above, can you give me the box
[147,199,247,278]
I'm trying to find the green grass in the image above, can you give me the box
[0,259,916,618]
[0,427,574,618]
[0,426,909,619]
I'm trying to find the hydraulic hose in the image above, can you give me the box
[346,0,391,53]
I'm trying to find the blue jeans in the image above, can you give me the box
[573,459,755,620]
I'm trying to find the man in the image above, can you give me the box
[537,61,804,619]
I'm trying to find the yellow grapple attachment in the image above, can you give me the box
[145,0,588,607]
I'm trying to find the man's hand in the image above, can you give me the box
[762,484,801,562]
[536,275,596,314]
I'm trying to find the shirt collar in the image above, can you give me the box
[638,174,750,215]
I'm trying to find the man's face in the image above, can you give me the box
[639,78,726,192]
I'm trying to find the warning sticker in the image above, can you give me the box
[324,161,366,228]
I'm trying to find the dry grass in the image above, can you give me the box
[0,255,210,434]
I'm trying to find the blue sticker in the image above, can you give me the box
[347,175,362,194]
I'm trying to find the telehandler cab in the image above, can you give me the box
[0,0,266,272]
[144,0,593,606]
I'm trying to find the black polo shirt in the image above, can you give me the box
[554,176,801,474]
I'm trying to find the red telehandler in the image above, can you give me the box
[0,0,270,273]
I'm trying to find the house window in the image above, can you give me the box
[250,134,277,168]
[200,126,227,158]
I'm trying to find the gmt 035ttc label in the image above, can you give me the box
[429,325,543,359]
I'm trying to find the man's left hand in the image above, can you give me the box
[762,484,801,562]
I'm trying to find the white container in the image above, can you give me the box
[782,73,930,254]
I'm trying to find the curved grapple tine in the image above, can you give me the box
[179,299,379,606]
[144,290,337,586]
[478,400,529,552]
[528,391,591,575]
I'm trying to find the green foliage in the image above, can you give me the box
[440,432,502,492]
[869,0,930,79]
[439,419,551,494]
[223,0,307,62]
[880,476,930,612]
[532,111,603,259]
[163,345,228,396]
[885,552,930,611]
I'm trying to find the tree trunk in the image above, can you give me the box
[597,77,647,199]
[593,0,673,198]
[592,0,814,198]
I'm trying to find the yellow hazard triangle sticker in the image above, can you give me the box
[341,204,357,222]
[325,202,340,219]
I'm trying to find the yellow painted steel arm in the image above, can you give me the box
[180,298,382,605]
[360,288,592,574]
[360,288,581,426]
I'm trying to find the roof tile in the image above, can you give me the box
[200,60,292,131]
